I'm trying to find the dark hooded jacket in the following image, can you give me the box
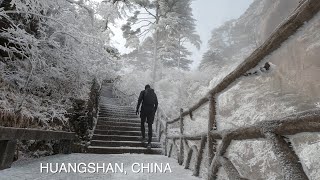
[136,88,158,115]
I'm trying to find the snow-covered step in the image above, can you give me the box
[92,134,158,142]
[95,125,146,132]
[90,140,161,148]
[99,107,136,112]
[99,110,136,115]
[99,111,136,115]
[100,105,133,109]
[98,117,141,123]
[98,109,135,113]
[100,105,135,109]
[99,113,137,117]
[87,146,162,154]
[94,130,156,137]
[98,114,138,118]
[96,121,141,127]
[89,84,161,155]
[98,115,138,119]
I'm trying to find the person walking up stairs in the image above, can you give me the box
[87,83,162,154]
[136,85,158,150]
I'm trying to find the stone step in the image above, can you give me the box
[90,140,161,148]
[99,109,135,112]
[92,134,158,142]
[90,84,162,154]
[99,110,137,116]
[100,106,134,109]
[99,112,136,115]
[98,117,141,123]
[99,113,137,115]
[98,112,138,117]
[87,146,162,154]
[100,109,135,113]
[98,116,139,119]
[99,111,137,116]
[100,105,133,109]
[99,110,136,114]
[96,121,140,127]
[96,125,146,132]
[94,130,156,137]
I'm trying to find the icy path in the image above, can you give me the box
[0,154,200,180]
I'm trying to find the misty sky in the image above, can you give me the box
[189,0,254,69]
[110,0,254,70]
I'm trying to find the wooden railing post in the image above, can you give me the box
[264,132,308,180]
[208,135,233,180]
[164,121,168,156]
[220,156,246,180]
[156,111,161,141]
[168,140,174,158]
[0,140,16,170]
[178,108,184,165]
[193,135,207,177]
[208,94,217,168]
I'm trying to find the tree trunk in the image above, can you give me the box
[152,30,158,86]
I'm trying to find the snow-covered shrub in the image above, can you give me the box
[0,0,120,128]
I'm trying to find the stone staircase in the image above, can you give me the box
[87,83,162,154]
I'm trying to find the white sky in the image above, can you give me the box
[108,0,254,70]
[189,0,254,69]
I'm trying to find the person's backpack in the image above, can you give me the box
[143,89,156,106]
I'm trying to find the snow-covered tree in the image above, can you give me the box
[120,0,200,76]
[0,0,121,124]
[157,0,200,70]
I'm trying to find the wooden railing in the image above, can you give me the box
[164,0,320,179]
[0,126,75,170]
[113,0,320,179]
[0,79,101,170]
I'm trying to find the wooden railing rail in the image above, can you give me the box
[165,109,320,179]
[111,1,320,179]
[164,0,320,179]
[0,126,75,170]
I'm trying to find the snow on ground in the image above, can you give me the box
[0,154,200,180]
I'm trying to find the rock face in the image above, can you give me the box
[68,79,100,152]
[252,0,320,98]
[268,14,320,98]
[203,0,320,102]
[69,99,88,140]
[255,0,301,42]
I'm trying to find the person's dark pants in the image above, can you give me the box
[140,112,155,144]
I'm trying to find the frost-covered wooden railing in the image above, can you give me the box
[0,125,75,170]
[163,0,320,179]
[112,0,320,179]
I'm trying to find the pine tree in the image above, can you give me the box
[121,0,200,74]
[157,0,201,70]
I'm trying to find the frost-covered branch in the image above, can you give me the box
[65,0,95,23]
